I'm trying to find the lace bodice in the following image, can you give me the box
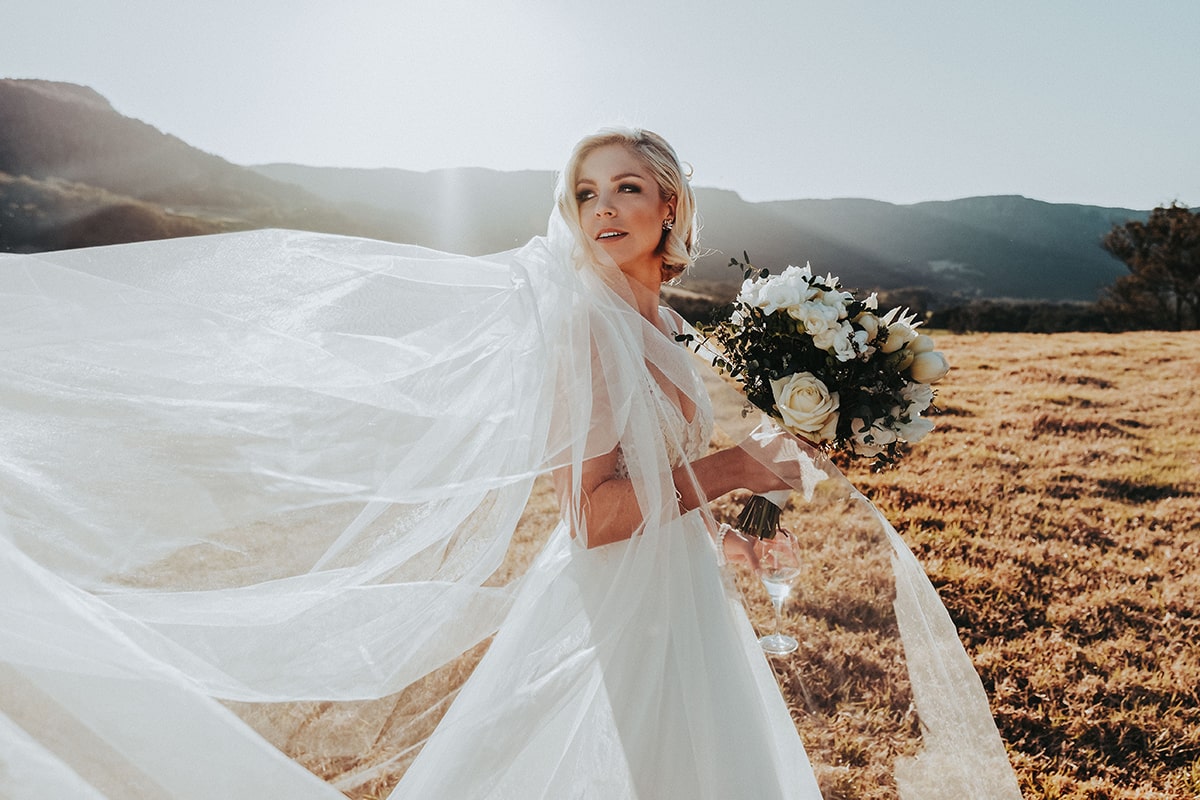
[614,367,714,479]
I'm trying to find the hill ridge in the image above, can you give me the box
[1,79,1146,303]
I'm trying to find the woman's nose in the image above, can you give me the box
[594,192,616,216]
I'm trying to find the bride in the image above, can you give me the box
[0,128,1020,799]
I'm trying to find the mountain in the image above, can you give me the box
[2,79,1145,305]
[0,78,385,250]
[254,162,1141,303]
[689,192,1143,302]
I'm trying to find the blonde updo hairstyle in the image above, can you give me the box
[556,127,699,282]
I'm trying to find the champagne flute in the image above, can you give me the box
[755,529,801,655]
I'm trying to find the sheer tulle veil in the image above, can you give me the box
[1,198,1019,796]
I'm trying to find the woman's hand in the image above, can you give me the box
[721,525,760,571]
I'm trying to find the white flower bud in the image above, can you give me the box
[909,350,950,383]
[854,311,880,341]
[909,333,935,353]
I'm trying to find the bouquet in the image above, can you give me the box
[689,255,950,538]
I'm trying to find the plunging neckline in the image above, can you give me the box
[648,366,697,426]
[649,307,697,425]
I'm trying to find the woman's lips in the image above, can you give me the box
[596,228,626,241]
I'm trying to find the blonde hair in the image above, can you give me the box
[556,127,699,280]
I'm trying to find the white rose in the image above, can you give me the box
[909,350,951,383]
[787,298,840,333]
[754,279,804,315]
[740,266,818,315]
[770,373,840,442]
[736,277,764,307]
[812,320,858,362]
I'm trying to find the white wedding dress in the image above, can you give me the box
[0,216,1021,799]
[396,326,822,799]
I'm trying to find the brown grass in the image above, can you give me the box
[835,331,1200,799]
[245,331,1200,799]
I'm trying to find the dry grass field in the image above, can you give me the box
[276,330,1200,799]
[818,330,1200,799]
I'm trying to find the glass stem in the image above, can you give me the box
[771,596,784,637]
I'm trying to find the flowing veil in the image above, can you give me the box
[0,211,1020,798]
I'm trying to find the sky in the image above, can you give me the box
[4,0,1199,209]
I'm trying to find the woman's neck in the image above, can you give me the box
[623,270,664,324]
[618,257,666,323]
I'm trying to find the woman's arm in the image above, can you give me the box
[559,444,791,549]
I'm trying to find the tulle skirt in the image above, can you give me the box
[395,512,822,799]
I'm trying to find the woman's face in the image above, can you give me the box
[574,144,675,279]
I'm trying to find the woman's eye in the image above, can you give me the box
[619,184,640,193]
[575,189,596,203]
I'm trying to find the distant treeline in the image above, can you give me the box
[928,300,1113,333]
[670,292,1144,335]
